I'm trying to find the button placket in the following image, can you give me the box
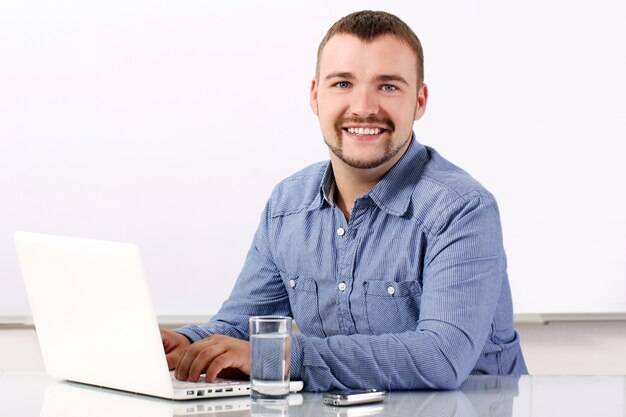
[334,218,353,334]
[335,204,372,336]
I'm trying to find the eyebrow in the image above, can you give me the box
[324,72,410,86]
[376,74,410,86]
[324,72,355,81]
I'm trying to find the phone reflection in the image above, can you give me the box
[293,376,520,417]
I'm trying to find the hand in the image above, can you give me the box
[174,334,251,382]
[161,328,192,370]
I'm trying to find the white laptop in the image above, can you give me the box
[15,231,303,400]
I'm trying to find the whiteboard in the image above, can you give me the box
[1,0,625,316]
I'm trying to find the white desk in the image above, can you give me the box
[0,372,625,416]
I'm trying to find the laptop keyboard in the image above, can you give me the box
[170,371,248,389]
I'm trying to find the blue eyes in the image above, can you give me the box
[333,82,397,91]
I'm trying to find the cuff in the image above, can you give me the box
[289,333,305,379]
[173,325,208,343]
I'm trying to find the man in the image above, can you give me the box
[161,10,527,391]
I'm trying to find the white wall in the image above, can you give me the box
[2,0,626,318]
[518,322,626,375]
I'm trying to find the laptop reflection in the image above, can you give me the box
[41,380,303,417]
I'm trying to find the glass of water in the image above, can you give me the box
[249,316,292,401]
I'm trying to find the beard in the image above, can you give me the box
[323,115,409,170]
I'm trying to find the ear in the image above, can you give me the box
[310,78,319,116]
[414,83,429,121]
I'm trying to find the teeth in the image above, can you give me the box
[347,127,381,135]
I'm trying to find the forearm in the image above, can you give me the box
[175,317,250,343]
[290,322,480,391]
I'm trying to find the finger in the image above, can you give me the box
[166,347,182,370]
[188,344,227,382]
[160,329,172,351]
[174,336,231,380]
[205,352,237,382]
[175,346,196,381]
[217,367,248,380]
[175,340,208,380]
[176,342,222,381]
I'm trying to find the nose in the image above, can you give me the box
[349,87,379,117]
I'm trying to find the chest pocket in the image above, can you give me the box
[281,273,327,338]
[362,280,421,335]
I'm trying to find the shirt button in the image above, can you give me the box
[338,282,347,292]
[387,286,395,295]
[337,228,345,236]
[289,279,296,288]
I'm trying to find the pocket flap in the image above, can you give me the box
[363,280,419,297]
[280,272,318,293]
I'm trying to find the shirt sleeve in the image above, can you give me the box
[289,193,507,391]
[175,199,291,343]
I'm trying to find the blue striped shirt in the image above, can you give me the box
[177,137,527,391]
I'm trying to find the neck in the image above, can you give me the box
[332,162,383,222]
[331,146,408,222]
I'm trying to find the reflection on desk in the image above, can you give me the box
[44,381,254,417]
[304,376,519,417]
[1,373,625,417]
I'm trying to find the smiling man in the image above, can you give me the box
[161,10,528,391]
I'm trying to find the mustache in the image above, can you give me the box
[334,116,395,133]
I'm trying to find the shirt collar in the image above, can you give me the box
[367,136,429,216]
[309,136,429,216]
[308,161,335,211]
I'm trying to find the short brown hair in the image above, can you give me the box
[316,10,424,86]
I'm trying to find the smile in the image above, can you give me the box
[345,127,384,136]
